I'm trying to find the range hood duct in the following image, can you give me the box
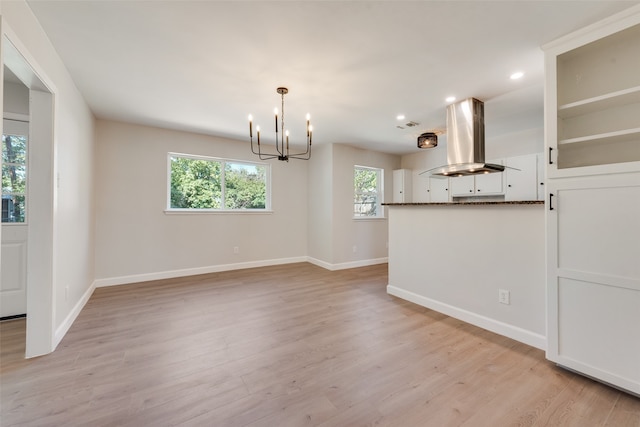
[430,97,504,177]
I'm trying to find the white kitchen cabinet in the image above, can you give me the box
[393,169,412,203]
[543,8,640,178]
[546,173,640,395]
[414,174,450,203]
[450,160,504,197]
[450,175,474,196]
[543,6,640,395]
[428,177,449,202]
[536,153,545,201]
[412,174,429,202]
[505,154,538,201]
[475,169,504,195]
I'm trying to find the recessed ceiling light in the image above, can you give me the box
[510,71,524,80]
[445,96,456,103]
[396,114,405,121]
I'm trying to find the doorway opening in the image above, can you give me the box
[2,32,56,358]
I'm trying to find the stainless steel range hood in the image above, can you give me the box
[430,98,504,177]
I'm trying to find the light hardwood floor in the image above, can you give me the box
[1,263,639,426]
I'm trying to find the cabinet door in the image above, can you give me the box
[413,173,430,203]
[505,154,537,201]
[474,169,504,195]
[537,153,545,201]
[450,175,474,196]
[546,173,640,394]
[393,169,412,203]
[429,177,449,202]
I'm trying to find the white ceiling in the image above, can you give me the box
[25,0,638,155]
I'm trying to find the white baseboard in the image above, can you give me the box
[54,281,96,349]
[96,256,389,287]
[94,256,308,287]
[307,257,388,271]
[387,285,546,351]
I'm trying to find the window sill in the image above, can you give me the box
[165,209,274,215]
[352,216,387,221]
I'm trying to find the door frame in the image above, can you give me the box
[2,19,57,358]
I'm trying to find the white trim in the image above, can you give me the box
[352,217,387,221]
[164,209,274,215]
[386,284,546,351]
[307,256,388,271]
[53,281,96,349]
[95,256,308,287]
[96,256,389,287]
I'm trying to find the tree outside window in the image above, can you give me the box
[2,134,27,223]
[354,166,383,218]
[169,154,269,211]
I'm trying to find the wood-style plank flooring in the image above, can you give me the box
[1,263,639,426]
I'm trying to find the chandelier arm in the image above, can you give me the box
[251,137,281,160]
[287,147,311,158]
[286,133,311,158]
[288,152,311,160]
[288,145,311,160]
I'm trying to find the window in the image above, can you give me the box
[168,153,270,211]
[2,126,28,223]
[354,165,383,218]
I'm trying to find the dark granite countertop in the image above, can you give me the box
[383,200,544,206]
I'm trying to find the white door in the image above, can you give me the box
[1,118,28,318]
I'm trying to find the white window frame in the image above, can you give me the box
[353,165,384,219]
[166,152,271,213]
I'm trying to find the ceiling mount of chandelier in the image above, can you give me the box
[248,87,312,161]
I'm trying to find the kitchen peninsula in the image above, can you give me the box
[384,200,546,349]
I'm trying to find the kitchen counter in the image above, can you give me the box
[386,201,546,350]
[383,200,544,206]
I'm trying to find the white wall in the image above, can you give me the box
[331,144,399,266]
[94,120,308,285]
[1,0,96,349]
[307,143,333,263]
[3,79,28,114]
[387,204,546,349]
[307,143,400,269]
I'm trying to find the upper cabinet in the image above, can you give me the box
[428,177,450,203]
[450,160,504,197]
[392,169,412,203]
[544,9,640,177]
[505,154,539,201]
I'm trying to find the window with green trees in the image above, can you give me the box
[354,165,383,218]
[168,154,269,211]
[2,133,27,223]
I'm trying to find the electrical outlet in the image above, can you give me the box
[498,289,510,305]
[233,246,239,254]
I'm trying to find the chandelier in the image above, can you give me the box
[248,87,312,161]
